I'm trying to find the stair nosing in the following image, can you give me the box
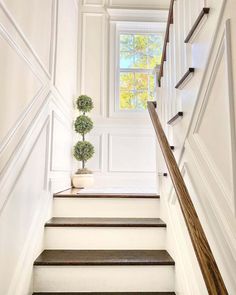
[45,217,167,228]
[34,250,175,266]
[33,293,176,295]
[54,193,160,199]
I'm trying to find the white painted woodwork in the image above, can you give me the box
[78,2,168,189]
[83,0,105,7]
[0,35,42,142]
[0,120,49,295]
[81,12,106,117]
[1,0,236,294]
[108,0,170,9]
[53,197,160,218]
[54,0,78,102]
[34,265,174,292]
[85,127,158,188]
[157,0,236,293]
[45,227,166,249]
[0,1,79,294]
[50,111,72,172]
[108,134,156,172]
[2,0,53,73]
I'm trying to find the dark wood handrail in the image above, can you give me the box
[147,101,228,295]
[158,0,175,85]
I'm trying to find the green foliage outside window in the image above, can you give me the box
[119,33,163,110]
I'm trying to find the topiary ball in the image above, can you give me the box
[76,95,93,113]
[73,141,95,162]
[74,115,93,135]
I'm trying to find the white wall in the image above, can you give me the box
[0,0,79,294]
[77,0,169,190]
[157,0,236,293]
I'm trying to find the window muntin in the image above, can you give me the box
[118,33,163,111]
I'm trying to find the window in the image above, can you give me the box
[118,33,163,111]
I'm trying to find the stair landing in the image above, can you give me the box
[54,188,160,199]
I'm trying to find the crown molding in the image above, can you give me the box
[106,8,168,22]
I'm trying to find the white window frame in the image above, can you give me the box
[109,21,165,118]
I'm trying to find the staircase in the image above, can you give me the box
[32,189,175,294]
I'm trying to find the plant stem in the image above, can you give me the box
[82,129,85,168]
[82,112,86,169]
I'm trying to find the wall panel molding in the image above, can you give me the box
[77,5,158,189]
[0,0,57,159]
[87,133,104,172]
[81,12,106,117]
[0,18,46,146]
[108,133,156,173]
[184,142,236,292]
[156,1,236,293]
[187,135,236,257]
[0,119,51,295]
[192,21,236,214]
[6,188,51,295]
[0,89,50,178]
[83,0,105,7]
[108,0,169,9]
[50,110,72,172]
[0,113,50,214]
[0,1,78,293]
[53,0,78,107]
[162,164,207,295]
[0,0,55,78]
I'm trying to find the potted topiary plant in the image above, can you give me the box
[72,95,95,188]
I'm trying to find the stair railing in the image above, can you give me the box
[158,0,174,86]
[147,101,228,295]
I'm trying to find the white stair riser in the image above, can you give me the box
[34,265,174,292]
[44,227,166,249]
[53,198,160,218]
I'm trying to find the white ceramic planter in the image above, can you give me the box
[72,174,94,188]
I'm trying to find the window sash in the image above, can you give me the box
[119,70,155,110]
[116,31,162,112]
[119,68,153,73]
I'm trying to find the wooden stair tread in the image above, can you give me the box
[45,217,166,227]
[34,250,174,266]
[33,292,176,294]
[33,293,176,294]
[54,189,159,199]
